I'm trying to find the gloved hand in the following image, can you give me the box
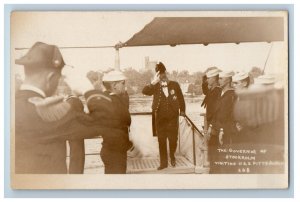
[62,66,94,95]
[151,71,161,85]
[179,111,186,117]
[219,129,224,145]
[206,124,212,141]
[127,140,134,151]
[236,122,243,132]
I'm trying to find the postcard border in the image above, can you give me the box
[4,3,294,198]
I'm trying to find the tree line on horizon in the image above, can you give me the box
[14,67,264,96]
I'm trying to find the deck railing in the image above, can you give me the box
[129,112,209,173]
[68,112,209,173]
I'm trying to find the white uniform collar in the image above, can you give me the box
[20,84,46,98]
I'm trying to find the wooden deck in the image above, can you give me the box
[66,114,208,174]
[127,155,195,174]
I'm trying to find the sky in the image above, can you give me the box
[11,11,288,79]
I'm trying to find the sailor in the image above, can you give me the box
[234,74,284,145]
[232,71,250,90]
[14,42,117,174]
[84,70,132,174]
[142,62,186,170]
[201,67,222,127]
[232,71,251,143]
[207,71,237,174]
[253,74,276,87]
[233,74,285,173]
[14,42,90,173]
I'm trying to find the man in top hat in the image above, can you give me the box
[142,62,186,170]
[14,42,116,174]
[207,71,237,173]
[83,70,132,174]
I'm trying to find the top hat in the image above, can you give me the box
[155,62,166,73]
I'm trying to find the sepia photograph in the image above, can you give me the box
[10,10,288,189]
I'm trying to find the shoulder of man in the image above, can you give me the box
[28,95,72,122]
[168,80,180,88]
[211,86,222,95]
[223,89,237,101]
[85,89,112,105]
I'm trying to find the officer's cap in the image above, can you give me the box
[206,68,219,78]
[155,62,166,73]
[254,74,276,85]
[232,71,249,82]
[102,70,127,82]
[15,42,65,70]
[219,71,235,78]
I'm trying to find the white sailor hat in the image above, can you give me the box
[219,71,235,78]
[206,68,220,78]
[102,70,127,82]
[232,71,249,82]
[254,74,276,85]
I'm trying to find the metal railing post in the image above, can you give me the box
[192,126,196,166]
[178,118,181,154]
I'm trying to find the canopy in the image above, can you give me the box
[124,17,284,47]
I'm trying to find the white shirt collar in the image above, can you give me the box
[160,81,168,87]
[20,84,46,98]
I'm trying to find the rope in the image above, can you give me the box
[15,45,115,50]
[262,42,273,74]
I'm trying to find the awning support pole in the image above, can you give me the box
[114,48,120,71]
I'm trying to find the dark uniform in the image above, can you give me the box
[232,87,285,174]
[14,42,121,174]
[15,88,127,174]
[201,84,222,126]
[66,95,86,174]
[208,89,237,174]
[84,90,132,174]
[142,81,185,168]
[234,87,284,145]
[15,89,107,174]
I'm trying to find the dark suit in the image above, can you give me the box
[142,81,185,167]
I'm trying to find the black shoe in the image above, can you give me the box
[157,165,167,170]
[171,159,176,167]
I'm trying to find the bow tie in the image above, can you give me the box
[161,81,168,87]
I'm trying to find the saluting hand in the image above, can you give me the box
[62,66,94,96]
[151,71,161,85]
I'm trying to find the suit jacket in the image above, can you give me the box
[142,80,185,136]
